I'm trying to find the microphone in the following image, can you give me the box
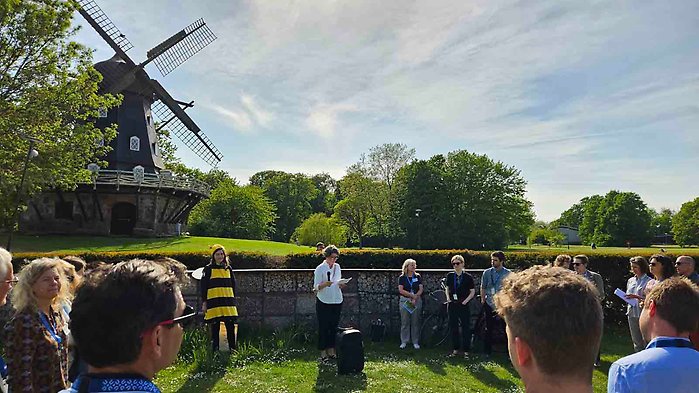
[327,271,331,282]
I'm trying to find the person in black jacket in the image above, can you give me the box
[444,254,476,357]
[200,244,238,351]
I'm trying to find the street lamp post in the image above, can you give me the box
[6,135,41,251]
[415,208,422,249]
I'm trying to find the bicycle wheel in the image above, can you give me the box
[420,313,450,348]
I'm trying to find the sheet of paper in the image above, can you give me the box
[614,288,638,307]
[335,277,352,285]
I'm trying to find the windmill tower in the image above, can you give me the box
[19,0,223,237]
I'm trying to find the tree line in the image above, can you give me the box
[185,143,536,250]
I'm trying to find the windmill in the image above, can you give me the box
[19,1,224,237]
[77,0,222,169]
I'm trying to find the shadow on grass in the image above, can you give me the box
[174,352,229,393]
[314,361,367,393]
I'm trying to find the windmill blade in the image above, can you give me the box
[149,80,223,167]
[76,0,136,66]
[147,19,217,76]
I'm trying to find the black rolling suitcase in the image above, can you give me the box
[336,328,364,374]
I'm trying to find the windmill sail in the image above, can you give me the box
[150,80,222,167]
[147,19,217,76]
[75,0,135,65]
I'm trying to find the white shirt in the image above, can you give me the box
[313,261,343,304]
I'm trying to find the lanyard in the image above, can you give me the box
[39,311,63,348]
[646,338,694,349]
[453,273,463,291]
[405,275,416,294]
[491,268,505,289]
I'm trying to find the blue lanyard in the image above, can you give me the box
[491,268,505,289]
[646,338,694,349]
[405,275,416,294]
[39,311,63,348]
[453,273,463,290]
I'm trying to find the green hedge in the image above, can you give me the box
[13,248,699,327]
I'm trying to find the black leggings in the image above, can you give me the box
[316,299,342,350]
[209,319,237,351]
[448,302,472,351]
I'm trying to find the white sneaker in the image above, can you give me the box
[399,343,407,349]
[413,344,420,349]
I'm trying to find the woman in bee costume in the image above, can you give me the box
[201,244,238,351]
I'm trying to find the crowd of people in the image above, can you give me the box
[0,243,696,392]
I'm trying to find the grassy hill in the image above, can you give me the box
[2,235,311,256]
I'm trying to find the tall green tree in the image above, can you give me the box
[673,197,699,247]
[333,197,370,248]
[309,173,337,215]
[188,180,276,239]
[0,0,121,228]
[578,191,652,246]
[394,150,534,249]
[250,171,318,242]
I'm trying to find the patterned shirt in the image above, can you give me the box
[4,308,68,392]
[60,373,161,392]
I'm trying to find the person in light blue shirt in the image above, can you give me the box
[480,251,511,355]
[624,256,651,352]
[607,277,699,393]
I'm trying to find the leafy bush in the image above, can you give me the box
[292,213,346,247]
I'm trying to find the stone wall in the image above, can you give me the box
[184,268,485,334]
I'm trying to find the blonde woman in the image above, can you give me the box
[397,258,423,349]
[4,258,70,392]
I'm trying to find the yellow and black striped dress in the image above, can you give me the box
[200,263,238,322]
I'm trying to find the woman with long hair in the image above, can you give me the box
[4,258,70,392]
[201,244,239,351]
[644,254,675,296]
[397,258,423,349]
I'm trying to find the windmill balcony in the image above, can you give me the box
[85,169,210,197]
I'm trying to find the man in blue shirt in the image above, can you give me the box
[480,251,511,355]
[607,277,699,393]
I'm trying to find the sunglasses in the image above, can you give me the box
[675,262,686,266]
[649,262,658,266]
[572,262,584,266]
[4,278,18,284]
[157,304,196,329]
[451,262,462,266]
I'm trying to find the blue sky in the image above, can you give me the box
[73,0,699,221]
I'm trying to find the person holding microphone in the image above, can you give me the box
[313,245,344,361]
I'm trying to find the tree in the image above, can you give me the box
[188,180,276,239]
[650,208,675,242]
[349,143,415,190]
[528,228,565,246]
[333,197,370,248]
[393,150,534,249]
[554,200,588,229]
[292,213,346,247]
[309,173,337,215]
[0,0,121,229]
[250,171,318,242]
[672,198,699,247]
[578,191,652,247]
[337,172,391,246]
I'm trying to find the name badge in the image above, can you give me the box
[453,294,458,301]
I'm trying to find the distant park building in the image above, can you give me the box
[557,225,581,245]
[19,1,220,237]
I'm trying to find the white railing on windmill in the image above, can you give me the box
[84,165,210,196]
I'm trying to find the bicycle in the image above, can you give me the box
[419,279,450,348]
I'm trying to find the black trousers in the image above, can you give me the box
[316,299,342,350]
[448,302,472,351]
[209,318,237,351]
[483,303,496,354]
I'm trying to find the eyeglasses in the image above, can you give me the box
[451,262,462,266]
[156,304,196,329]
[4,279,17,284]
[572,262,583,266]
[649,262,657,266]
[675,262,686,266]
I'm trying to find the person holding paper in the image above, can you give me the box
[398,258,423,349]
[445,255,475,357]
[624,256,651,352]
[313,245,344,361]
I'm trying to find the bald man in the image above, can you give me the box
[675,256,699,285]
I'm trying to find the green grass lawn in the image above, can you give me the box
[155,327,632,393]
[3,235,311,256]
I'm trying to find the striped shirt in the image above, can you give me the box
[200,263,238,321]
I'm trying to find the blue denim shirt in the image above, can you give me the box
[607,336,699,393]
[481,267,511,308]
